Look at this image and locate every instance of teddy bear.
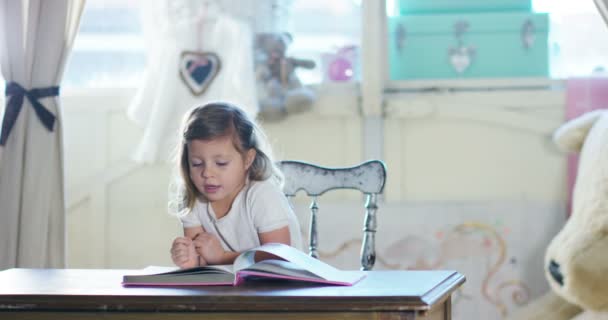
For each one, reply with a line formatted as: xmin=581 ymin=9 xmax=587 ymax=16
xmin=507 ymin=110 xmax=608 ymax=320
xmin=254 ymin=32 xmax=316 ymax=121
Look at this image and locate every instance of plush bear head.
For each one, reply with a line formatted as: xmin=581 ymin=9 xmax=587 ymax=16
xmin=547 ymin=109 xmax=608 ymax=312
xmin=255 ymin=32 xmax=291 ymax=84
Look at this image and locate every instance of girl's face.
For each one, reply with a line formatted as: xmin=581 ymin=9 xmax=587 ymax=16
xmin=187 ymin=135 xmax=255 ymax=211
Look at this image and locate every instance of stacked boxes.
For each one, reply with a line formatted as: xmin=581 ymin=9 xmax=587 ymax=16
xmin=388 ymin=0 xmax=549 ymax=80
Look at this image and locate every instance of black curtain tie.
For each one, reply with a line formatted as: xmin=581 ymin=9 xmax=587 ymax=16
xmin=1 ymin=81 xmax=60 ymax=146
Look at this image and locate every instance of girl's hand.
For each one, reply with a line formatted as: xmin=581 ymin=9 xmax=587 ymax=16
xmin=200 ymin=255 xmax=209 ymax=266
xmin=193 ymin=232 xmax=226 ymax=265
xmin=170 ymin=237 xmax=198 ymax=269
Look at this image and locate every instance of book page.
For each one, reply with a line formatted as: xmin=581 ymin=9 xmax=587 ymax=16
xmin=160 ymin=265 xmax=234 ymax=275
xmin=123 ymin=272 xmax=235 ymax=285
xmin=140 ymin=266 xmax=179 ymax=274
xmin=242 ymin=259 xmax=322 ymax=279
xmin=122 ymin=265 xmax=235 ymax=286
xmin=234 ymin=243 xmax=364 ymax=284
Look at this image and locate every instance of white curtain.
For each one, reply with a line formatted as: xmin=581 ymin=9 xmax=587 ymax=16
xmin=0 ymin=0 xmax=85 ymax=269
xmin=128 ymin=0 xmax=258 ymax=164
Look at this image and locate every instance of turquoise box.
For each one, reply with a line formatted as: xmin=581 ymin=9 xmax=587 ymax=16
xmin=397 ymin=0 xmax=532 ymax=14
xmin=388 ymin=12 xmax=549 ymax=80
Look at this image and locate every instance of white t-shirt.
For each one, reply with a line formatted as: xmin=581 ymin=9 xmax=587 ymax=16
xmin=179 ymin=178 xmax=302 ymax=252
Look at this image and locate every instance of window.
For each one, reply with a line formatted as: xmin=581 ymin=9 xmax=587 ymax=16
xmin=63 ymin=0 xmax=144 ymax=88
xmin=534 ymin=0 xmax=608 ymax=78
xmin=61 ymin=0 xmax=361 ymax=88
xmin=289 ymin=0 xmax=362 ymax=84
xmin=61 ymin=0 xmax=608 ymax=87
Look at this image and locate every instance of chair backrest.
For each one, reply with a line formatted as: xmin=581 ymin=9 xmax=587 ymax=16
xmin=277 ymin=160 xmax=387 ymax=270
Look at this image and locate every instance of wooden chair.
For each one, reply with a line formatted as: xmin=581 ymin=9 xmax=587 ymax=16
xmin=277 ymin=160 xmax=387 ymax=270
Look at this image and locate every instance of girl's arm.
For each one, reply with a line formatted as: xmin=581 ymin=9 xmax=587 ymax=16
xmin=254 ymin=226 xmax=291 ymax=262
xmin=259 ymin=226 xmax=291 ymax=245
xmin=249 ymin=181 xmax=299 ymax=262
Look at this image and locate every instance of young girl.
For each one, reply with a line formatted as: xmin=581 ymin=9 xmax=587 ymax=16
xmin=169 ymin=102 xmax=302 ymax=268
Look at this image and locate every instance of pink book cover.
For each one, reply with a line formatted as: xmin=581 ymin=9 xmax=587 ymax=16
xmin=123 ymin=280 xmax=234 ymax=286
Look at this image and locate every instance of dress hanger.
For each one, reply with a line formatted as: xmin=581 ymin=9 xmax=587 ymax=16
xmin=199 ymin=0 xmax=222 ymax=25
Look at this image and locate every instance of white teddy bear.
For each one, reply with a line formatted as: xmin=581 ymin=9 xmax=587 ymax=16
xmin=508 ymin=110 xmax=608 ymax=320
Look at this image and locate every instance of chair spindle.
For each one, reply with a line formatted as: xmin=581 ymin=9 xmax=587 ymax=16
xmin=361 ymin=193 xmax=378 ymax=271
xmin=309 ymin=196 xmax=319 ymax=259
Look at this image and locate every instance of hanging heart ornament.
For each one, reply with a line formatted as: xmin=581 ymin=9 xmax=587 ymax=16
xmin=179 ymin=51 xmax=221 ymax=96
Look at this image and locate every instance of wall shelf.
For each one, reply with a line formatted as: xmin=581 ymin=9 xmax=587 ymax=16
xmin=385 ymin=78 xmax=565 ymax=93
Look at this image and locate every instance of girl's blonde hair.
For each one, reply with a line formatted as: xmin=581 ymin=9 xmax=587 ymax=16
xmin=171 ymin=102 xmax=283 ymax=214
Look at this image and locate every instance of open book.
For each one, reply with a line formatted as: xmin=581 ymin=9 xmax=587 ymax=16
xmin=122 ymin=243 xmax=366 ymax=287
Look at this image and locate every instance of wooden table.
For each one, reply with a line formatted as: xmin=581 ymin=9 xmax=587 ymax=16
xmin=0 ymin=268 xmax=464 ymax=319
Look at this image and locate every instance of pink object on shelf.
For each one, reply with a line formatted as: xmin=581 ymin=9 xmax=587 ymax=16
xmin=322 ymin=45 xmax=358 ymax=82
xmin=565 ymin=77 xmax=608 ymax=214
xmin=328 ymin=57 xmax=353 ymax=81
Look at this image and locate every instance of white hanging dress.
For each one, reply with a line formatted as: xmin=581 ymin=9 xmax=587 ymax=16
xmin=128 ymin=0 xmax=258 ymax=163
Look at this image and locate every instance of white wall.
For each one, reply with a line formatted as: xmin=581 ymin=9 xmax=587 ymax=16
xmin=62 ymin=83 xmax=568 ymax=319
xmin=384 ymin=89 xmax=566 ymax=202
